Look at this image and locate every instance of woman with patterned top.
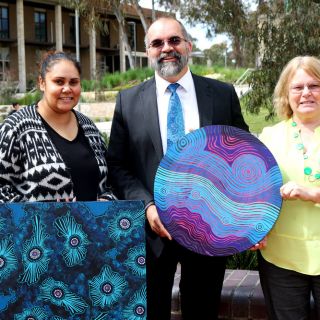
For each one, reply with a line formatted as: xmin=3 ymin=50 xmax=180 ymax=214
xmin=258 ymin=56 xmax=320 ymax=320
xmin=0 ymin=51 xmax=114 ymax=202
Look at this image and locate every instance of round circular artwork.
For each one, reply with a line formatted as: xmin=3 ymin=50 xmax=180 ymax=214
xmin=154 ymin=125 xmax=283 ymax=256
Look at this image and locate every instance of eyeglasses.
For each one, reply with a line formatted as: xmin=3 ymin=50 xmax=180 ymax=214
xmin=290 ymin=82 xmax=320 ymax=94
xmin=148 ymin=36 xmax=188 ymax=49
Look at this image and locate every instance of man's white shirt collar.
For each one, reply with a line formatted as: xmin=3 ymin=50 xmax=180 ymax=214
xmin=155 ymin=68 xmax=193 ymax=94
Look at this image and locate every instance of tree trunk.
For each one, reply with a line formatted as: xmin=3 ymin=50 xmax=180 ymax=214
xmin=232 ymin=35 xmax=243 ymax=67
xmin=112 ymin=3 xmax=135 ymax=69
xmin=131 ymin=0 xmax=149 ymax=33
xmin=16 ymin=0 xmax=26 ymax=92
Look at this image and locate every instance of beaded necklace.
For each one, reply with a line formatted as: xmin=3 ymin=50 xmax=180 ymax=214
xmin=292 ymin=120 xmax=320 ymax=182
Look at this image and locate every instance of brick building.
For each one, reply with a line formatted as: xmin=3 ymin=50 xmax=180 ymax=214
xmin=0 ymin=0 xmax=153 ymax=92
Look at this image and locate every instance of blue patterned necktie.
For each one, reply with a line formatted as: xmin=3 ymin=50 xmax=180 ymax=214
xmin=167 ymin=83 xmax=185 ymax=149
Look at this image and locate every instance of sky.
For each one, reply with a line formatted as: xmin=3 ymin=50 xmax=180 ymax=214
xmin=138 ymin=0 xmax=229 ymax=51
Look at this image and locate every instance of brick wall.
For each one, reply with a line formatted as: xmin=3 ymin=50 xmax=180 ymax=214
xmin=171 ymin=266 xmax=316 ymax=320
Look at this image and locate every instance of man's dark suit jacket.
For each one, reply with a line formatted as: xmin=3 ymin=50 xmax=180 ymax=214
xmin=107 ymin=73 xmax=249 ymax=256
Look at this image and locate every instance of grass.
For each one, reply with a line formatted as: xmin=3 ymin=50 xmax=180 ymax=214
xmin=190 ymin=65 xmax=247 ymax=83
xmin=240 ymin=94 xmax=280 ymax=134
xmin=242 ymin=107 xmax=280 ymax=134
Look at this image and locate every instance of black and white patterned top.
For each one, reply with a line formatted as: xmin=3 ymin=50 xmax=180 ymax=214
xmin=0 ymin=104 xmax=113 ymax=202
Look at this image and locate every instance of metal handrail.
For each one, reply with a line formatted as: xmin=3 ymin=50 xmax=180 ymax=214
xmin=235 ymin=68 xmax=254 ymax=86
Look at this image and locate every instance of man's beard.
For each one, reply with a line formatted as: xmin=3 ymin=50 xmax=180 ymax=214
xmin=150 ymin=51 xmax=189 ymax=78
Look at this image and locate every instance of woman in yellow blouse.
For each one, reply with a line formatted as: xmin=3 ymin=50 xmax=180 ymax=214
xmin=258 ymin=56 xmax=320 ymax=320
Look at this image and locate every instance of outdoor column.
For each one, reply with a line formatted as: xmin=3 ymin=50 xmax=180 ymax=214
xmin=75 ymin=8 xmax=80 ymax=61
xmin=16 ymin=0 xmax=26 ymax=93
xmin=89 ymin=26 xmax=96 ymax=80
xmin=119 ymin=22 xmax=126 ymax=73
xmin=55 ymin=5 xmax=63 ymax=51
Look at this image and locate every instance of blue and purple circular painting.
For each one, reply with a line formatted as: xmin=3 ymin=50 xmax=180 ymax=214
xmin=154 ymin=125 xmax=282 ymax=256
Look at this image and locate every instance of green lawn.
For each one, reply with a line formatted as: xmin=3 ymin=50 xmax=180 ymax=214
xmin=241 ymin=107 xmax=280 ymax=134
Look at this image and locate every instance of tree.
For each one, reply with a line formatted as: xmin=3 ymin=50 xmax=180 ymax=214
xmin=60 ymin=0 xmax=137 ymax=71
xmin=111 ymin=0 xmax=135 ymax=70
xmin=204 ymin=43 xmax=227 ymax=67
xmin=246 ymin=0 xmax=320 ymax=116
xmin=178 ymin=0 xmax=254 ymax=67
xmin=156 ymin=0 xmax=258 ymax=67
xmin=130 ymin=0 xmax=150 ymax=33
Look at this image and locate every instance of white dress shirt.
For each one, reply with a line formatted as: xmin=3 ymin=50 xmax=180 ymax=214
xmin=155 ymin=69 xmax=200 ymax=154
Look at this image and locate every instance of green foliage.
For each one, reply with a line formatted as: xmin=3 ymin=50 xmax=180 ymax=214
xmin=226 ymin=251 xmax=258 ymax=270
xmin=81 ymin=79 xmax=102 ymax=92
xmin=179 ymin=0 xmax=257 ymax=67
xmin=0 ymin=83 xmax=17 ymax=104
xmin=100 ymin=131 xmax=109 ymax=146
xmin=204 ymin=43 xmax=227 ymax=67
xmin=247 ymin=0 xmax=320 ymax=116
xmin=0 ymin=85 xmax=41 ymax=106
xmin=190 ymin=65 xmax=246 ymax=83
xmin=82 ymin=66 xmax=245 ymax=92
xmin=17 ymin=90 xmax=42 ymax=105
xmin=216 ymin=66 xmax=246 ymax=83
xmin=82 ymin=68 xmax=154 ymax=91
xmin=101 ymin=72 xmax=123 ymax=89
xmin=241 ymin=96 xmax=280 ymax=134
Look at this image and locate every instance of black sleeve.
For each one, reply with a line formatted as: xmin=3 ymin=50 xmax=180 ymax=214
xmin=107 ymin=92 xmax=153 ymax=205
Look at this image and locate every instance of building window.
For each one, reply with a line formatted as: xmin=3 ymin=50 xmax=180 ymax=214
xmin=0 ymin=47 xmax=10 ymax=81
xmin=69 ymin=15 xmax=80 ymax=45
xmin=127 ymin=21 xmax=136 ymax=52
xmin=34 ymin=11 xmax=47 ymax=42
xmin=100 ymin=20 xmax=110 ymax=48
xmin=70 ymin=15 xmax=75 ymax=44
xmin=0 ymin=6 xmax=9 ymax=39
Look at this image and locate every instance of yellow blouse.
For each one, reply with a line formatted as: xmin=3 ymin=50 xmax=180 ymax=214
xmin=259 ymin=119 xmax=320 ymax=275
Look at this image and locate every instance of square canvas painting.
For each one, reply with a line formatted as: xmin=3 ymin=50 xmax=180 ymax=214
xmin=0 ymin=200 xmax=146 ymax=319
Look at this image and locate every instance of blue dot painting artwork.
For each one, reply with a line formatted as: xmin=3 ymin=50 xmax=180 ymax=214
xmin=0 ymin=201 xmax=146 ymax=319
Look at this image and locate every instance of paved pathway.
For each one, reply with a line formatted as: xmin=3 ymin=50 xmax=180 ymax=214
xmin=95 ymin=121 xmax=112 ymax=135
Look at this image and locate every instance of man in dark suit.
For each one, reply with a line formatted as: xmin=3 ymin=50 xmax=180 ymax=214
xmin=107 ymin=16 xmax=249 ymax=320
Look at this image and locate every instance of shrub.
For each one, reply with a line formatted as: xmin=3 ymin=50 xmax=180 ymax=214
xmin=17 ymin=90 xmax=42 ymax=105
xmin=81 ymin=79 xmax=99 ymax=92
xmin=0 ymin=83 xmax=17 ymax=104
xmin=100 ymin=131 xmax=109 ymax=146
xmin=226 ymin=251 xmax=258 ymax=270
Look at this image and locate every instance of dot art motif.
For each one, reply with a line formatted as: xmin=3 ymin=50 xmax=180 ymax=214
xmin=0 ymin=201 xmax=146 ymax=319
xmin=155 ymin=125 xmax=283 ymax=256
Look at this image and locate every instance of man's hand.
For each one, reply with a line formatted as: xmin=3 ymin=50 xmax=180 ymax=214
xmin=146 ymin=204 xmax=172 ymax=240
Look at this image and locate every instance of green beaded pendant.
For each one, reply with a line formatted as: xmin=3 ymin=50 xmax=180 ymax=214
xmin=315 ymin=173 xmax=320 ymax=180
xmin=296 ymin=143 xmax=304 ymax=150
xmin=304 ymin=167 xmax=312 ymax=175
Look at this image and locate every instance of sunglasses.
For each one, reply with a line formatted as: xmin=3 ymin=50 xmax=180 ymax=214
xmin=148 ymin=36 xmax=188 ymax=49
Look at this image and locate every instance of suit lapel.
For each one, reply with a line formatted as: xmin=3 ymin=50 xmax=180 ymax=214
xmin=192 ymin=74 xmax=214 ymax=127
xmin=140 ymin=78 xmax=164 ymax=161
xmin=139 ymin=74 xmax=214 ymax=162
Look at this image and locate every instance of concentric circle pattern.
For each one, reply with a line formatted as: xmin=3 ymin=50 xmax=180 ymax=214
xmin=154 ymin=125 xmax=283 ymax=256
